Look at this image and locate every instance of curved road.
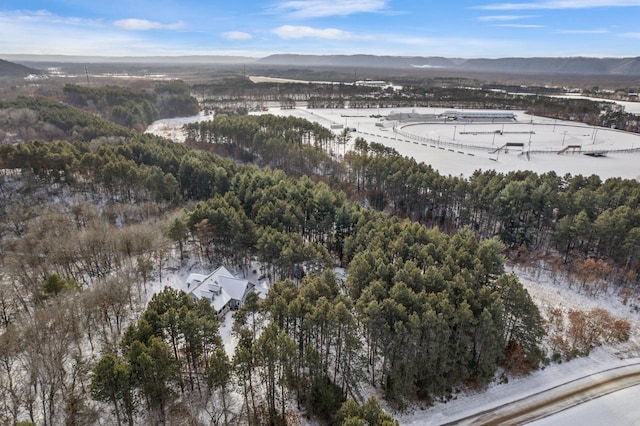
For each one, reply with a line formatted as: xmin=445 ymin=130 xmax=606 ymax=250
xmin=442 ymin=362 xmax=640 ymax=425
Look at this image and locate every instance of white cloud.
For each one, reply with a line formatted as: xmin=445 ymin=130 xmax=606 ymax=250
xmin=556 ymin=29 xmax=610 ymax=34
xmin=1 ymin=9 xmax=103 ymax=27
xmin=273 ymin=0 xmax=388 ymax=18
xmin=272 ymin=25 xmax=355 ymax=39
xmin=478 ymin=15 xmax=538 ymax=21
xmin=113 ymin=18 xmax=184 ymax=31
xmin=221 ymin=31 xmax=252 ymax=40
xmin=478 ymin=1 xmax=640 ymax=10
xmin=496 ymin=24 xmax=544 ymax=28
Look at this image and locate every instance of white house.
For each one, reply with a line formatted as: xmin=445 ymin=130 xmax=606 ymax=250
xmin=186 ymin=266 xmax=254 ymax=318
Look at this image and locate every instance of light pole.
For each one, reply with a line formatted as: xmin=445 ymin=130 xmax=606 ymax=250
xmin=453 ymin=125 xmax=457 ymax=141
xmin=562 ymin=131 xmax=567 ymax=146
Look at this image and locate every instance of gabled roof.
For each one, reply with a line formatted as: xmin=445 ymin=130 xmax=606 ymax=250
xmin=186 ymin=266 xmax=253 ymax=312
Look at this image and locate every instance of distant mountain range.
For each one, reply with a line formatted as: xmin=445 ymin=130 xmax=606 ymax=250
xmin=1 ymin=54 xmax=254 ymax=65
xmin=256 ymin=54 xmax=640 ymax=76
xmin=0 ymin=58 xmax=42 ymax=77
xmin=4 ymin=53 xmax=640 ymax=76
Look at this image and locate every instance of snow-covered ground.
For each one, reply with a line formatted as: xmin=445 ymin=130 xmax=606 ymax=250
xmin=529 ymin=384 xmax=640 ymax=426
xmin=255 ymin=106 xmax=640 ymax=180
xmin=145 ymin=106 xmax=640 ymax=180
xmin=551 ymin=94 xmax=640 ymax=115
xmin=145 ymin=110 xmax=213 ymax=142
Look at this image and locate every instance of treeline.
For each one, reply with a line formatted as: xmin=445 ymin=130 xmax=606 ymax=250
xmin=63 ymin=82 xmax=199 ymax=131
xmin=194 ymin=77 xmax=634 ymax=131
xmin=0 ymin=136 xmax=182 ymax=204
xmin=344 ymin=140 xmax=640 ymax=281
xmin=184 ymin=114 xmax=337 ymax=175
xmin=192 ymin=77 xmax=372 ymax=103
xmin=0 ymin=96 xmax=134 ymax=142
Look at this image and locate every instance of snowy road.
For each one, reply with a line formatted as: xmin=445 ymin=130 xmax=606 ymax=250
xmin=443 ymin=362 xmax=640 ymax=425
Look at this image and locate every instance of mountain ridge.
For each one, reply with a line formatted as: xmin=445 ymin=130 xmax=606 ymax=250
xmin=257 ymin=54 xmax=640 ymax=76
xmin=5 ymin=53 xmax=640 ymax=76
xmin=0 ymin=58 xmax=43 ymax=77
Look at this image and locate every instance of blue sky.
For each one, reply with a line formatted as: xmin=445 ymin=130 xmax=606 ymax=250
xmin=1 ymin=1 xmax=639 ymax=58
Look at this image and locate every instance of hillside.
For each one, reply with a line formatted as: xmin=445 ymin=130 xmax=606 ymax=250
xmin=257 ymin=54 xmax=640 ymax=76
xmin=0 ymin=58 xmax=42 ymax=77
xmin=256 ymin=54 xmax=459 ymax=69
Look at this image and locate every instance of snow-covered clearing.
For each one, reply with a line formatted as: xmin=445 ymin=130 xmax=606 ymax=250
xmin=146 ymin=106 xmax=640 ymax=180
xmin=145 ymin=110 xmax=212 ymax=142
xmin=147 ymin=260 xmax=269 ymax=357
xmin=551 ymin=94 xmax=640 ymax=115
xmin=249 ymin=106 xmax=640 ymax=180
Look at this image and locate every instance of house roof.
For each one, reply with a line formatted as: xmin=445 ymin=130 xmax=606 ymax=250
xmin=186 ymin=266 xmax=253 ymax=312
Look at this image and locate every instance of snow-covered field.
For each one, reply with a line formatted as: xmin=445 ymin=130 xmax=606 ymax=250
xmin=259 ymin=106 xmax=640 ymax=181
xmin=551 ymin=94 xmax=640 ymax=115
xmin=146 ymin=106 xmax=640 ymax=180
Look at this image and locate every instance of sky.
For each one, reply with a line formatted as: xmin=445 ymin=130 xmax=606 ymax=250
xmin=1 ymin=1 xmax=640 ymax=58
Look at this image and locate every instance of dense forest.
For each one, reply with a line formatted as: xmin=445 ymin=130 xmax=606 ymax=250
xmin=0 ymin=88 xmax=637 ymax=425
xmin=63 ymin=81 xmax=200 ymax=131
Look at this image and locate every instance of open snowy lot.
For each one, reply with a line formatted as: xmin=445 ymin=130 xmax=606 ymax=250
xmin=145 ymin=110 xmax=212 ymax=142
xmin=256 ymin=106 xmax=640 ymax=181
xmin=146 ymin=105 xmax=640 ymax=181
